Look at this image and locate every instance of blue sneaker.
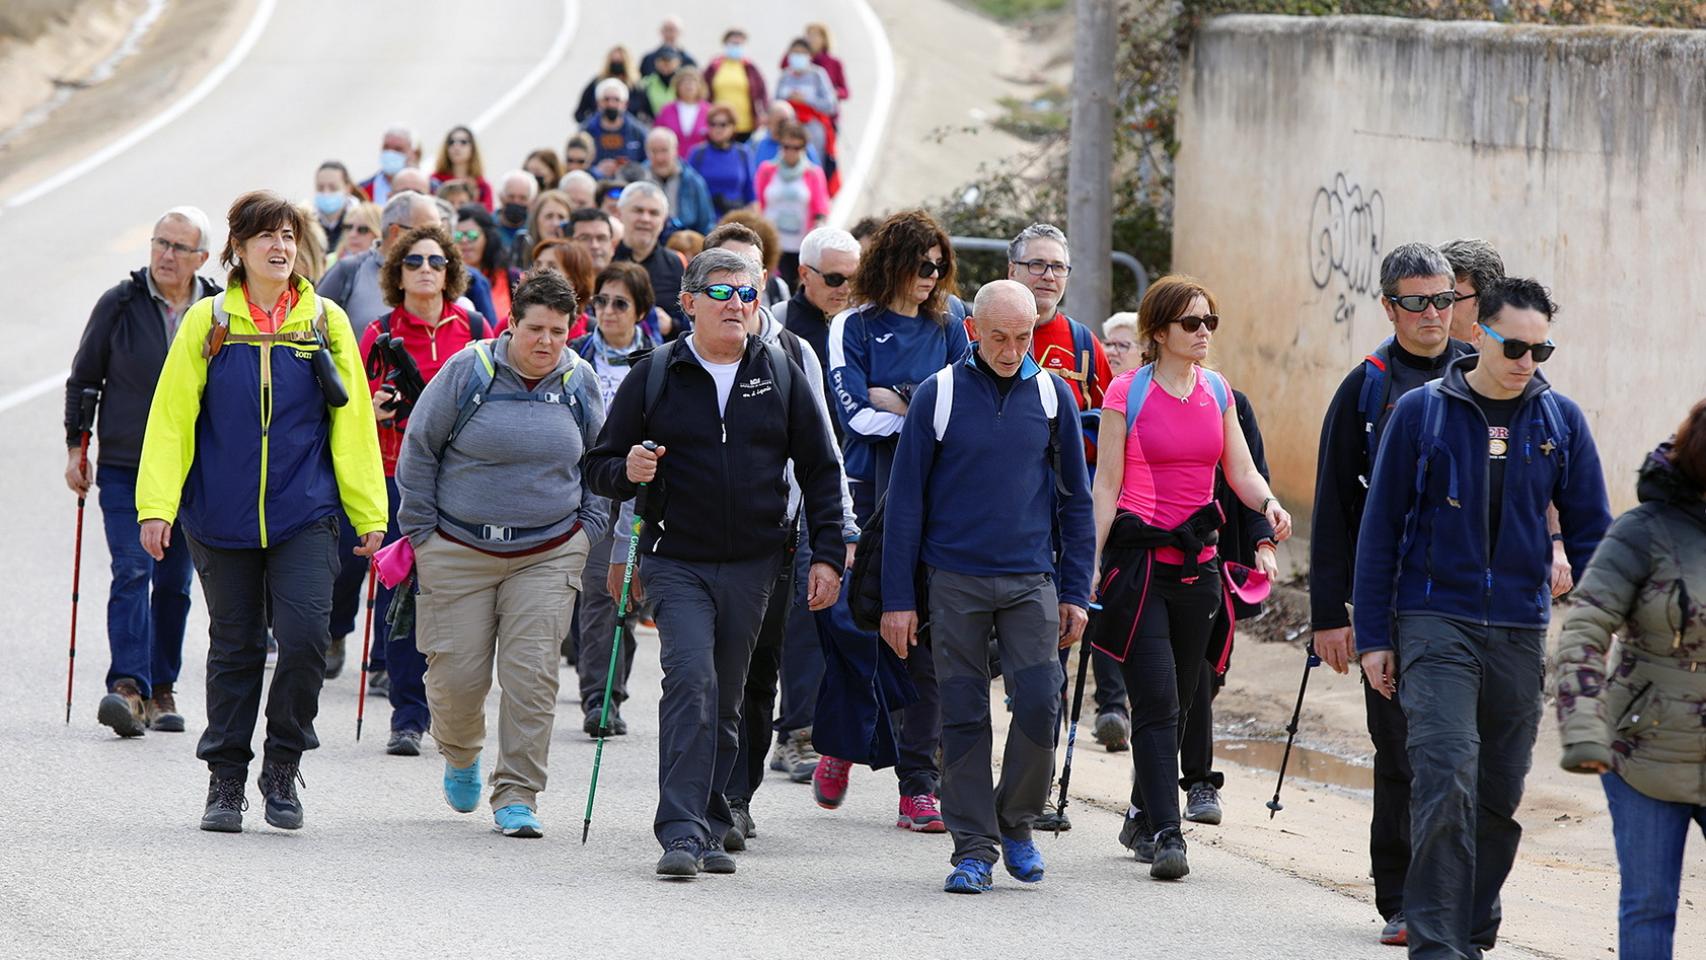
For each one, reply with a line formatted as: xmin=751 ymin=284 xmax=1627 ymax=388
xmin=943 ymin=858 xmax=994 ymax=894
xmin=493 ymin=804 xmax=543 ymax=838
xmin=1000 ymin=836 xmax=1045 ymax=883
xmin=442 ymin=758 xmax=481 ymax=813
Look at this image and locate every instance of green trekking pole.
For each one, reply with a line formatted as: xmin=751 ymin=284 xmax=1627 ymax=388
xmin=582 ymin=441 xmax=656 ymax=844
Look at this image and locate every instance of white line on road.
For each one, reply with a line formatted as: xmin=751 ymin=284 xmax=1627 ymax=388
xmin=0 ymin=371 xmax=68 ymax=416
xmin=470 ymin=0 xmax=581 ymax=134
xmin=830 ymin=0 xmax=898 ymax=228
xmin=2 ymin=0 xmax=280 ymax=210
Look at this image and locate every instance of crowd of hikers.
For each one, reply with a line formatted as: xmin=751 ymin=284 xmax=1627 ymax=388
xmin=56 ymin=15 xmax=1704 ymax=960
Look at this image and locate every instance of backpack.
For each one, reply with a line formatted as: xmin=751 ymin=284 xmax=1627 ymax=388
xmin=1412 ymin=380 xmax=1573 ymax=505
xmin=1118 ymin=363 xmax=1232 ymax=437
xmin=930 ymin=360 xmax=1069 ymax=497
xmin=439 ymin=339 xmax=591 ymax=458
xmin=375 ymin=307 xmax=489 ymax=342
xmin=204 ymin=292 xmax=347 ymax=406
xmin=1356 ymin=337 xmax=1398 ymax=487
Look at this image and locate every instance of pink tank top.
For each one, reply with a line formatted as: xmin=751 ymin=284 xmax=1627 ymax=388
xmin=1102 ymin=366 xmax=1227 ymax=565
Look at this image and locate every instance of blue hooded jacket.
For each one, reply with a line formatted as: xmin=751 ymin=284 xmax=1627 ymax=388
xmin=1352 ymin=357 xmax=1612 ymax=653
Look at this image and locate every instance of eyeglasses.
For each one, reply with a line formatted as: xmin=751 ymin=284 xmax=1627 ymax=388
xmin=1171 ymin=314 xmax=1220 ymax=333
xmin=709 ymin=120 xmax=734 ymax=128
xmin=804 ymin=265 xmax=848 ymax=287
xmin=698 ymin=283 xmax=759 ymax=303
xmin=1012 ymin=259 xmax=1072 ymax=278
xmin=918 ymin=258 xmax=947 ymax=279
xmin=351 ymin=225 xmax=374 ymax=235
xmin=592 ymin=294 xmax=633 ymax=313
xmin=448 ymin=137 xmax=472 ymax=146
xmin=401 ymin=254 xmax=448 ymax=271
xmin=1478 ymin=323 xmax=1555 ymax=362
xmin=1105 ymin=340 xmax=1136 ymax=353
xmin=452 ymin=229 xmax=481 ymax=243
xmin=152 ymin=236 xmax=200 ymax=256
xmin=1386 ymin=292 xmax=1457 ymax=313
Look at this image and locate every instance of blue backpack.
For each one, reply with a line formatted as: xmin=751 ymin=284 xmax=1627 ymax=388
xmin=1118 ymin=363 xmax=1232 ymax=436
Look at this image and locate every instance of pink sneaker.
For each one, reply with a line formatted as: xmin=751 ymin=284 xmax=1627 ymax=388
xmin=898 ymin=793 xmax=947 ymax=833
xmin=813 ymin=755 xmax=852 ymax=810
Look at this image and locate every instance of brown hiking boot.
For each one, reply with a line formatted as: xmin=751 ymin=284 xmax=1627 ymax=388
xmin=146 ymin=684 xmax=186 ymax=733
xmin=97 ymin=679 xmax=147 ymax=738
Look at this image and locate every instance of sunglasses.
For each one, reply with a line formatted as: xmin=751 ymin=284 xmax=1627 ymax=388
xmin=592 ymin=294 xmax=633 ymax=313
xmin=352 ymin=224 xmax=374 ymax=235
xmin=1171 ymin=313 xmax=1220 ymax=333
xmin=152 ymin=236 xmax=199 ymax=255
xmin=780 ymin=142 xmax=806 ymax=152
xmin=1479 ymin=323 xmax=1555 ymax=362
xmin=401 ymin=254 xmax=448 ymax=271
xmin=805 ymin=265 xmax=848 ymax=287
xmin=448 ymin=137 xmax=472 ymax=146
xmin=1387 ymin=292 xmax=1457 ymax=313
xmin=452 ymin=229 xmax=481 ymax=243
xmin=918 ymin=258 xmax=947 ymax=279
xmin=698 ymin=283 xmax=759 ymax=303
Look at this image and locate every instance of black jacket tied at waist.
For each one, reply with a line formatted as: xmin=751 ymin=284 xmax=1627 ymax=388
xmin=1089 ymin=505 xmax=1224 ymax=662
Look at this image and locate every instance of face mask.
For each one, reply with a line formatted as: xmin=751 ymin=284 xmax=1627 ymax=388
xmin=724 ymin=43 xmax=744 ymax=60
xmin=379 ymin=149 xmax=406 ymax=176
xmin=608 ymin=60 xmax=625 ymax=75
xmin=313 ymin=192 xmax=346 ymax=217
xmin=601 ymin=107 xmax=622 ymax=123
xmin=501 ymin=202 xmax=528 ymax=226
xmin=787 ymin=52 xmax=811 ymax=70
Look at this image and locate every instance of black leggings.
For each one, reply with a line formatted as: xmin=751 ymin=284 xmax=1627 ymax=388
xmin=1115 ymin=561 xmax=1222 ymax=832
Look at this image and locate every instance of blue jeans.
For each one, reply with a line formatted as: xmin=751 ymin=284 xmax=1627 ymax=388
xmin=1602 ymin=770 xmax=1706 ymax=960
xmin=96 ymin=464 xmax=192 ymax=698
xmin=371 ymin=477 xmax=428 ymax=733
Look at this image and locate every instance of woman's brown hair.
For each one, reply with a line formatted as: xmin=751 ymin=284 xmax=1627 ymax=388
xmin=530 ymin=238 xmax=597 ymax=305
xmin=1668 ymin=399 xmax=1706 ymax=490
xmin=711 ymin=213 xmax=779 ymax=273
xmin=433 ymin=125 xmax=485 ymax=181
xmin=379 ymin=225 xmax=469 ymax=308
xmin=594 ymin=261 xmax=656 ymax=324
xmin=1137 ymin=274 xmax=1218 ymax=367
xmin=852 ymin=209 xmax=957 ymax=322
xmin=222 ymin=190 xmax=308 ymax=290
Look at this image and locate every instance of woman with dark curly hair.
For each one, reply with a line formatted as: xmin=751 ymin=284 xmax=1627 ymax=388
xmin=817 ymin=209 xmax=969 ymax=831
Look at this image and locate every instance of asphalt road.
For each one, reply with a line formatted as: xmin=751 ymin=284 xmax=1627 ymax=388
xmin=0 ymin=4 xmax=1546 ymax=958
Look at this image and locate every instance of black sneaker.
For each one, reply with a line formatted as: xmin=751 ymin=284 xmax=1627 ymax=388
xmin=257 ymin=760 xmax=305 ymax=830
xmin=324 ymin=634 xmax=347 ymax=680
xmin=1034 ymin=805 xmax=1072 ymax=833
xmin=702 ymin=836 xmax=737 ymax=875
xmin=1151 ymin=826 xmax=1190 ymax=880
xmin=1093 ymin=711 xmax=1131 ymax=752
xmin=1184 ymin=782 xmax=1223 ymax=825
xmin=656 ymin=837 xmax=702 ymax=878
xmin=729 ymin=797 xmax=757 ymax=839
xmin=386 ymin=730 xmax=423 ymax=757
xmin=583 ymin=710 xmax=623 ymax=739
xmin=1119 ymin=808 xmax=1155 ymax=863
xmin=200 ymin=775 xmax=247 ymax=833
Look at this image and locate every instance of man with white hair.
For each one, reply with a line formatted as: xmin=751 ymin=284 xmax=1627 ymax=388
xmin=590 ymin=78 xmax=649 ymax=179
xmin=66 ymin=206 xmax=223 ymax=738
xmin=780 ymin=226 xmax=860 ymax=426
xmin=360 ymin=123 xmax=419 ymax=204
xmin=614 ymin=181 xmax=689 ymax=336
xmin=560 ymin=169 xmax=598 ymax=211
xmin=390 ymin=167 xmax=432 ymax=198
xmin=645 ymin=127 xmax=714 ymax=235
xmin=880 ymin=278 xmax=1094 ymax=893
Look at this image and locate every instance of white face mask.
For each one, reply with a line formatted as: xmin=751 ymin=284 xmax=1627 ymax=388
xmin=787 ymin=52 xmax=811 ymax=71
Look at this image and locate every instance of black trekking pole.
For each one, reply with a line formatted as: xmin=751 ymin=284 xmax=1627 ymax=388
xmin=583 ymin=441 xmax=656 ymax=844
xmin=66 ymin=388 xmax=99 ymax=723
xmin=1266 ymin=640 xmax=1322 ymax=818
xmin=1047 ymin=602 xmax=1100 ymax=835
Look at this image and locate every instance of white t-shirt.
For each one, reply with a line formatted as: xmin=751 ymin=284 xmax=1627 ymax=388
xmin=686 ymin=334 xmax=741 ymax=414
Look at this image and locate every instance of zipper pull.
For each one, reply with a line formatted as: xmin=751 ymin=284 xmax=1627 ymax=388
xmin=721 ymin=422 xmax=727 ymax=444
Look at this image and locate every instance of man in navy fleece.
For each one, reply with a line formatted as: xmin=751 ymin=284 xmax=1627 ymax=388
xmin=880 ymin=280 xmax=1094 ymax=894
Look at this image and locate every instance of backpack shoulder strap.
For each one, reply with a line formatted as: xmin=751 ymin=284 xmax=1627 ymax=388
xmin=931 ymin=365 xmax=956 ymax=442
xmin=439 ymin=341 xmax=498 ymax=458
xmin=1357 ymin=337 xmax=1396 ymax=465
xmin=1122 ymin=364 xmax=1156 ymax=439
xmin=763 ymin=338 xmax=793 ymax=424
xmin=642 ymin=338 xmax=677 ymax=437
xmin=777 ymin=327 xmax=805 ymax=371
xmin=1201 ymin=367 xmax=1231 ymax=414
xmin=1537 ymin=390 xmax=1572 ymax=486
xmin=1038 ymin=370 xmax=1069 ymax=495
xmin=1068 ymin=319 xmax=1097 ymax=402
xmin=1036 ymin=367 xmax=1059 ymax=419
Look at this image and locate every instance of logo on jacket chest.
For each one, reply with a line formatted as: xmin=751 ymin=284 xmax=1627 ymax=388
xmin=739 ymin=377 xmax=775 ymax=399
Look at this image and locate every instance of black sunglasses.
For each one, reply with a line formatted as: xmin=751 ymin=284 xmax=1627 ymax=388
xmin=1479 ymin=323 xmax=1555 ymax=362
xmin=592 ymin=294 xmax=633 ymax=313
xmin=448 ymin=137 xmax=472 ymax=146
xmin=806 ymin=265 xmax=848 ymax=287
xmin=918 ymin=258 xmax=947 ymax=279
xmin=1171 ymin=313 xmax=1220 ymax=333
xmin=401 ymin=254 xmax=448 ymax=271
xmin=1387 ymin=292 xmax=1457 ymax=313
xmin=699 ymin=283 xmax=759 ymax=303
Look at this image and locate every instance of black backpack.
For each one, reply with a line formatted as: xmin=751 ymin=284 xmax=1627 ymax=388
xmin=848 ymin=491 xmax=926 ymax=633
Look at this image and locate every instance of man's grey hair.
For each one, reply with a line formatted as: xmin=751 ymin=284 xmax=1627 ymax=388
xmin=432 ymin=197 xmax=456 ymax=229
xmin=381 ymin=190 xmax=433 ymax=235
xmin=618 ymin=179 xmax=669 ymax=215
xmin=646 ymin=126 xmax=678 ymax=150
xmin=1379 ymin=242 xmax=1453 ymax=298
xmin=800 ymin=227 xmax=860 ymax=268
xmin=972 ymin=278 xmax=1037 ymax=317
xmin=158 ymin=206 xmax=212 ymax=251
xmin=560 ymin=169 xmax=597 ymax=193
xmin=1103 ymin=311 xmax=1137 ymax=336
xmin=499 ymin=169 xmax=539 ymax=200
xmin=1439 ymin=238 xmax=1505 ymax=295
xmin=1007 ymin=223 xmax=1068 ymax=264
xmin=595 ymin=77 xmax=630 ymax=102
xmin=684 ymin=248 xmax=762 ymax=291
xmin=383 ymin=123 xmax=416 ymax=148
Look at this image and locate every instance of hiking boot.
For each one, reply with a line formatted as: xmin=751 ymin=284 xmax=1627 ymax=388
xmin=257 ymin=759 xmax=305 ymax=830
xmin=493 ymin=803 xmax=542 ymax=838
xmin=386 ymin=729 xmax=422 ymax=757
xmin=144 ymin=684 xmax=185 ymax=733
xmin=582 ymin=709 xmax=625 ymax=739
xmin=324 ymin=634 xmax=347 ymax=679
xmin=366 ymin=669 xmax=389 ymax=695
xmin=1380 ymin=912 xmax=1408 ymax=947
xmin=1034 ymin=805 xmax=1071 ymax=833
xmin=96 ymin=680 xmax=147 ymax=738
xmin=1184 ymin=782 xmax=1223 ymax=825
xmin=1120 ymin=807 xmax=1155 ymax=863
xmin=944 ymin=858 xmax=994 ymax=894
xmin=657 ymin=837 xmax=702 ymax=878
xmin=1000 ymin=836 xmax=1045 ymax=883
xmin=1150 ymin=826 xmax=1190 ymax=880
xmin=442 ymin=757 xmax=482 ymax=813
xmin=897 ymin=793 xmax=947 ymax=833
xmin=769 ymin=740 xmax=790 ymax=773
xmin=813 ymin=755 xmax=852 ymax=809
xmin=729 ymin=797 xmax=757 ymax=839
xmin=779 ymin=727 xmax=820 ymax=782
xmin=701 ymin=837 xmax=736 ymax=874
xmin=1093 ymin=711 xmax=1131 ymax=752
xmin=200 ymin=775 xmax=247 ymax=833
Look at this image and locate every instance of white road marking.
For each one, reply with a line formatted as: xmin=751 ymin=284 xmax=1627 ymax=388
xmin=830 ymin=0 xmax=898 ymax=228
xmin=0 ymin=372 xmax=68 ymax=415
xmin=469 ymin=0 xmax=581 ymax=134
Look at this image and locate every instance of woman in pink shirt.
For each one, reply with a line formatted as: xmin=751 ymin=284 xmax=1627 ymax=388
xmin=1090 ymin=275 xmax=1292 ymax=882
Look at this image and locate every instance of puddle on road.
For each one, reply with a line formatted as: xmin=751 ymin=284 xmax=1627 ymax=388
xmin=1216 ymin=738 xmax=1374 ymax=791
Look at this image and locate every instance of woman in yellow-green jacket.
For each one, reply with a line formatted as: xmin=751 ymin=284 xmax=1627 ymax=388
xmin=137 ymin=190 xmax=386 ymax=835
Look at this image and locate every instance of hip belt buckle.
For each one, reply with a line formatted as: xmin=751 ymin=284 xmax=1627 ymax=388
xmin=480 ymin=524 xmax=513 ymax=543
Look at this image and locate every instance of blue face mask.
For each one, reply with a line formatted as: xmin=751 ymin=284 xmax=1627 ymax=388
xmin=313 ymin=192 xmax=346 ymax=217
xmin=787 ymin=52 xmax=811 ymax=71
xmin=379 ymin=149 xmax=407 ymax=176
xmin=724 ymin=43 xmax=745 ymax=61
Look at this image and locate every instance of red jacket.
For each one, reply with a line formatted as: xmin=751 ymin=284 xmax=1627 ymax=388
xmin=358 ymin=302 xmax=480 ymax=475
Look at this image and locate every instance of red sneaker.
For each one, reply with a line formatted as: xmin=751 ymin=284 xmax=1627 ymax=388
xmin=813 ymin=755 xmax=852 ymax=810
xmin=898 ymin=793 xmax=947 ymax=833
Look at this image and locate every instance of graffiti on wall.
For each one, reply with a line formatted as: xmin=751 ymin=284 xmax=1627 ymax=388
xmin=1307 ymin=173 xmax=1385 ymax=324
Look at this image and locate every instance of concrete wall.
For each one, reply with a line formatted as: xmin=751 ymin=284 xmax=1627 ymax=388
xmin=1174 ymin=15 xmax=1706 ymax=518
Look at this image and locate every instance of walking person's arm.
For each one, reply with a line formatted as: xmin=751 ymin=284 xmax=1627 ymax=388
xmin=783 ymin=349 xmax=846 ymax=611
xmin=135 ymin=299 xmax=215 ymax=561
xmin=1310 ymin=374 xmax=1367 ymax=673
xmin=878 ymin=379 xmax=937 ymax=657
xmin=571 ymin=368 xmax=612 ymax=544
xmin=828 ymin=310 xmax=902 ymax=438
xmin=1051 ymin=377 xmax=1094 ymax=647
xmin=1550 ymin=399 xmax=1614 ymax=583
xmin=1233 ymin=392 xmax=1280 ymax=580
xmin=1350 ymin=396 xmax=1424 ymax=698
xmin=1549 ymin=513 xmax=1649 ymax=776
xmin=393 ymin=349 xmax=466 ymax=547
xmin=64 ymin=287 xmax=123 ymax=495
xmin=1090 ymin=410 xmax=1127 ymax=591
xmin=322 ymin=302 xmax=386 ymax=554
xmin=1218 ymin=397 xmax=1293 ymax=544
xmin=797 ymin=338 xmax=860 ymax=560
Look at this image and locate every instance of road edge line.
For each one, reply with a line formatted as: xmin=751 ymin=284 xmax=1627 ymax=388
xmin=470 ymin=0 xmax=581 ymax=134
xmin=830 ymin=0 xmax=898 ymax=228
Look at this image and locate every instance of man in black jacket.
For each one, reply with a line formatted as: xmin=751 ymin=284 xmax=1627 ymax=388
xmin=65 ymin=207 xmax=221 ymax=739
xmin=586 ymin=248 xmax=845 ymax=879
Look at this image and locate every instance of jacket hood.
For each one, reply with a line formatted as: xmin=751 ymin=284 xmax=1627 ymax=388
xmin=1636 ymin=442 xmax=1706 ymax=518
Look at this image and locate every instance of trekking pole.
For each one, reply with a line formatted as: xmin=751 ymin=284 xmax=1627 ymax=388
xmin=65 ymin=387 xmax=99 ymax=723
xmin=1048 ymin=602 xmax=1100 ymax=835
xmin=355 ymin=562 xmax=377 ymax=741
xmin=1266 ymin=640 xmax=1322 ymax=818
xmin=583 ymin=441 xmax=656 ymax=844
